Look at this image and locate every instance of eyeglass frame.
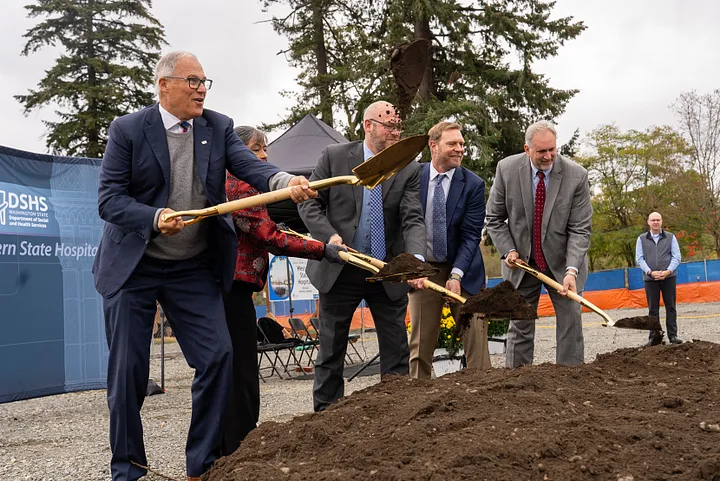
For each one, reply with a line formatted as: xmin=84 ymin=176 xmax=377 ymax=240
xmin=164 ymin=76 xmax=213 ymax=91
xmin=367 ymin=118 xmax=402 ymax=131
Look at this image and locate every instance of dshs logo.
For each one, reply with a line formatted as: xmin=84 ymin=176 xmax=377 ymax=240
xmin=0 ymin=189 xmax=49 ymax=226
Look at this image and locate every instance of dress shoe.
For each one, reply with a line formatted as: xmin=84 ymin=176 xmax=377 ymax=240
xmin=669 ymin=337 xmax=683 ymax=344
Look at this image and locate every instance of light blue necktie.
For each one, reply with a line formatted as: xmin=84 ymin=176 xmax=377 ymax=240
xmin=369 ymin=185 xmax=386 ymax=260
xmin=433 ymin=174 xmax=447 ymax=262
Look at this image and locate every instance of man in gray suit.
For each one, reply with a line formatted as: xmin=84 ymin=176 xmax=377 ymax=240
xmin=299 ymin=101 xmax=426 ymax=411
xmin=486 ymin=120 xmax=592 ymax=368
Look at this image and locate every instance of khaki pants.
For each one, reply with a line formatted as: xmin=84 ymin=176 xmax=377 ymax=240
xmin=408 ymin=263 xmax=491 ymax=379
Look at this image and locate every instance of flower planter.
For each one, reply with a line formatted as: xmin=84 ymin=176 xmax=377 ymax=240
xmin=432 ymin=348 xmax=464 ymax=377
xmin=488 ymin=335 xmax=507 ymax=355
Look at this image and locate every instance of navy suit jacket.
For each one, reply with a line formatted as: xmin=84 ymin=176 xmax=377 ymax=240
xmin=420 ymin=163 xmax=486 ymax=295
xmin=92 ymin=104 xmax=282 ymax=297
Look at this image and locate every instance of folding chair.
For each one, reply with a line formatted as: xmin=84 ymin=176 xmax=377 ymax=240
xmin=309 ymin=317 xmax=364 ymax=365
xmin=256 ymin=318 xmax=304 ymax=381
xmin=288 ymin=317 xmax=320 ymax=367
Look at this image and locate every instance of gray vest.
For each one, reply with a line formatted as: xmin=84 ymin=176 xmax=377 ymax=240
xmin=145 ymin=130 xmax=209 ymax=260
xmin=640 ymin=230 xmax=677 ymax=281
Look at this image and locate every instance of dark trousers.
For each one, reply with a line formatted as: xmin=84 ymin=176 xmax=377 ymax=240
xmin=313 ymin=264 xmax=409 ymax=412
xmin=221 ymin=281 xmax=261 ymax=456
xmin=644 ymin=276 xmax=678 ymax=340
xmin=103 ymin=253 xmax=232 ymax=480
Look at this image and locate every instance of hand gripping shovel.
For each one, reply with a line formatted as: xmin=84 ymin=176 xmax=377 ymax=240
xmin=279 ymin=227 xmax=454 ymax=301
xmin=337 ymin=251 xmax=466 ymax=302
xmin=162 ymin=134 xmax=429 ymax=226
xmin=280 ymin=229 xmax=534 ymax=321
xmin=339 ymin=251 xmax=536 ymax=332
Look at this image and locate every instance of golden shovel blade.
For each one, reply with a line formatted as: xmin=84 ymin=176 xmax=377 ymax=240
xmin=353 ymin=134 xmax=429 ymax=189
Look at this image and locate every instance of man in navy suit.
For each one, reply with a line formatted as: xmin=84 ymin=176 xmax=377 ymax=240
xmin=407 ymin=122 xmax=490 ymax=378
xmin=93 ymin=51 xmax=315 ymax=480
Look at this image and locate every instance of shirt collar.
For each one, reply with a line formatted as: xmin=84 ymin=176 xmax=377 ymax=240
xmin=158 ymin=103 xmax=194 ymax=131
xmin=430 ymin=162 xmax=455 ymax=183
xmin=363 ymin=141 xmax=375 ymax=161
xmin=530 ymin=161 xmax=552 ymax=179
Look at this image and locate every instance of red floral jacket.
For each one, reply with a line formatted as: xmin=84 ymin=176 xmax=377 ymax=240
xmin=226 ymin=173 xmax=325 ymax=291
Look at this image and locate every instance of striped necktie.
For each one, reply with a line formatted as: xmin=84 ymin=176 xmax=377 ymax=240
xmin=178 ymin=121 xmax=191 ymax=134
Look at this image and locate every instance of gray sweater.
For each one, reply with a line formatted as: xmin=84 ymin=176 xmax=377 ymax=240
xmin=145 ymin=131 xmax=209 ymax=260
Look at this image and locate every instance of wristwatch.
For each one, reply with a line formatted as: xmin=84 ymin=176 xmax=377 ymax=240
xmin=449 ymin=273 xmax=462 ymax=282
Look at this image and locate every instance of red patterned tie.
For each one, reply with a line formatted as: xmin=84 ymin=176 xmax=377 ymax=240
xmin=533 ymin=171 xmax=548 ymax=271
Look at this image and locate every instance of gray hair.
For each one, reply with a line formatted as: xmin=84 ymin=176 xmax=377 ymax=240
xmin=154 ymin=51 xmax=198 ymax=97
xmin=234 ymin=126 xmax=267 ymax=146
xmin=525 ymin=120 xmax=557 ymax=147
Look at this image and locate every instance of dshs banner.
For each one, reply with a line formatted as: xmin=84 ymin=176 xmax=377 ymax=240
xmin=0 ymin=145 xmax=106 ymax=403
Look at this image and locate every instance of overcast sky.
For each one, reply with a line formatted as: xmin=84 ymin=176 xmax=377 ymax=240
xmin=0 ymin=0 xmax=718 ymax=155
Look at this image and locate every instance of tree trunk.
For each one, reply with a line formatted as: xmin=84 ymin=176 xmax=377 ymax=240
xmin=414 ymin=11 xmax=433 ymax=102
xmin=312 ymin=0 xmax=333 ymax=127
xmin=86 ymin=0 xmax=100 ymax=158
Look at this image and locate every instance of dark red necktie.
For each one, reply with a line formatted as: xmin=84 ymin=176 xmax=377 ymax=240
xmin=533 ymin=171 xmax=548 ymax=271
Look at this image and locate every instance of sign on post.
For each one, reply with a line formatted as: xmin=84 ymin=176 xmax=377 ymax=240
xmin=267 ymin=255 xmax=319 ymax=302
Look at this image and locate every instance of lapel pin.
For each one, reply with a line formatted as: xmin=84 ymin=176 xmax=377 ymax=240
xmin=201 ymin=140 xmax=207 ymax=145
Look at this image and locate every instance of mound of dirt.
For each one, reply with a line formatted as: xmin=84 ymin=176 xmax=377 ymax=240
xmin=205 ymin=341 xmax=720 ymax=481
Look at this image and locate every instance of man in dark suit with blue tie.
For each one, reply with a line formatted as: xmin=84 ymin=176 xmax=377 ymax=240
xmin=408 ymin=122 xmax=490 ymax=378
xmin=298 ymin=101 xmax=426 ymax=412
xmin=93 ymin=51 xmax=315 ymax=480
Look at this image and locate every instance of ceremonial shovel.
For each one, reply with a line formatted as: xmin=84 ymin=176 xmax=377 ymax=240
xmin=278 ymin=227 xmax=457 ymax=300
xmin=508 ymin=259 xmax=662 ymax=331
xmin=161 ymin=134 xmax=429 ymax=226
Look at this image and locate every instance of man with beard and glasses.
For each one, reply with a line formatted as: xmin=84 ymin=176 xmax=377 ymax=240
xmin=299 ymin=101 xmax=426 ymax=411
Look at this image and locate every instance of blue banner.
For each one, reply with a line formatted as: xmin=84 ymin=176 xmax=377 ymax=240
xmin=0 ymin=145 xmax=106 ymax=403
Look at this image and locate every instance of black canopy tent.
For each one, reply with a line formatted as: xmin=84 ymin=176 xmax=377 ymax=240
xmin=266 ymin=113 xmax=348 ymax=232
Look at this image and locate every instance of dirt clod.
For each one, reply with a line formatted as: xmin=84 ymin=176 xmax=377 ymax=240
xmin=367 ymin=253 xmax=438 ymax=282
xmin=460 ymin=280 xmax=537 ymax=319
xmin=614 ymin=315 xmax=663 ymax=331
xmin=204 ymin=341 xmax=720 ymax=481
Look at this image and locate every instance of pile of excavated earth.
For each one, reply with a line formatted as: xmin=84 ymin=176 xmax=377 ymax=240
xmin=206 ymin=341 xmax=720 ymax=481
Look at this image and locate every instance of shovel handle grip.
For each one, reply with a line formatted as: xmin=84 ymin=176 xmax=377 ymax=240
xmin=162 ymin=175 xmax=359 ymax=225
xmin=339 ymin=252 xmax=464 ymax=303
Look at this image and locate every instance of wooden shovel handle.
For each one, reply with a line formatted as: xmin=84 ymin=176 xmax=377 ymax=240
xmin=509 ymin=260 xmax=614 ymax=325
xmin=423 ymin=279 xmax=466 ymax=304
xmin=341 ymin=251 xmax=466 ymax=303
xmin=162 ymin=175 xmax=359 ymax=226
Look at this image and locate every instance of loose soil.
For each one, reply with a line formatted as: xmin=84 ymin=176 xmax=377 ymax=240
xmin=390 ymin=39 xmax=430 ymax=122
xmin=368 ymin=253 xmax=439 ymax=282
xmin=614 ymin=316 xmax=663 ymax=332
xmin=460 ymin=280 xmax=537 ymax=320
xmin=205 ymin=341 xmax=720 ymax=481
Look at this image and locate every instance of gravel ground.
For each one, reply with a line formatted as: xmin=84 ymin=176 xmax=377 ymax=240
xmin=2 ymin=302 xmax=720 ymax=481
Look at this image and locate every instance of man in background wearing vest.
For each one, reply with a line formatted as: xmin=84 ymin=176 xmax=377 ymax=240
xmin=635 ymin=212 xmax=682 ymax=346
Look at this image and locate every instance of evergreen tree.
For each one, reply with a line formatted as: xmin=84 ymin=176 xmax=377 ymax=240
xmin=261 ymin=0 xmax=585 ymax=181
xmin=16 ymin=0 xmax=166 ymax=158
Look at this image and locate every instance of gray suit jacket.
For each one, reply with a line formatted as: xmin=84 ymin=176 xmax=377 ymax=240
xmin=486 ymin=153 xmax=592 ymax=291
xmin=298 ymin=140 xmax=426 ymax=301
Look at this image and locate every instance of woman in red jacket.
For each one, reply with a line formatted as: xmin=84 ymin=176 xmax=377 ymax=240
xmin=221 ymin=126 xmax=344 ymax=455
